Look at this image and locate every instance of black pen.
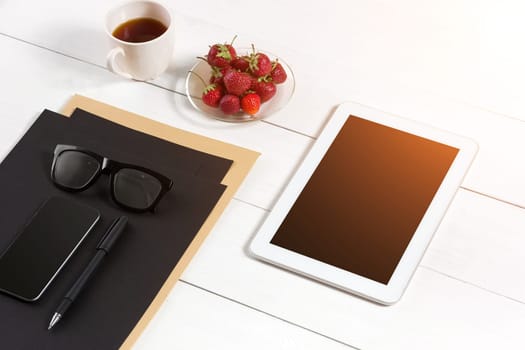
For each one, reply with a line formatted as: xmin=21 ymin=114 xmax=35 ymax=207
xmin=48 ymin=216 xmax=128 ymax=330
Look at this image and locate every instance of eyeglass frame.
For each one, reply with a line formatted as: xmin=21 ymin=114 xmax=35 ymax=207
xmin=50 ymin=144 xmax=173 ymax=213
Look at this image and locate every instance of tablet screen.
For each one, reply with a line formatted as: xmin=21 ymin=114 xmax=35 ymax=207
xmin=270 ymin=115 xmax=459 ymax=284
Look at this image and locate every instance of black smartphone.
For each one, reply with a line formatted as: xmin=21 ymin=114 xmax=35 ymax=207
xmin=0 ymin=196 xmax=100 ymax=301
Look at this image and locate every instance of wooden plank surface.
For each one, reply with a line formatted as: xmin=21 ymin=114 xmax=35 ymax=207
xmin=133 ymin=282 xmax=353 ymax=350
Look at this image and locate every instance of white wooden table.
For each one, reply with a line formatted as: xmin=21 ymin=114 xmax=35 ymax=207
xmin=1 ymin=1 xmax=524 ymax=349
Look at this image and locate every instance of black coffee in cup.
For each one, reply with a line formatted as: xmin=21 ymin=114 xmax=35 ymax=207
xmin=112 ymin=17 xmax=167 ymax=43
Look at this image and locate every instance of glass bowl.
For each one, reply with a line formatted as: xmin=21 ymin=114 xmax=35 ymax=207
xmin=185 ymin=49 xmax=295 ymax=122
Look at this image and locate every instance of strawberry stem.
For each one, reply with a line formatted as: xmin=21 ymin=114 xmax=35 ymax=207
xmin=230 ymin=35 xmax=238 ymax=46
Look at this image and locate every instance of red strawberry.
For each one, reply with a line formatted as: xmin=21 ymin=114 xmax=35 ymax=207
xmin=270 ymin=61 xmax=287 ymax=84
xmin=189 ymin=71 xmax=224 ymax=107
xmin=248 ymin=47 xmax=272 ymax=77
xmin=209 ymin=66 xmax=233 ymax=85
xmin=249 ymin=75 xmax=259 ymax=90
xmin=209 ymin=75 xmax=222 ymax=85
xmin=202 ymin=84 xmax=223 ymax=107
xmin=219 ymin=94 xmax=241 ymax=115
xmin=252 ymin=81 xmax=276 ymax=103
xmin=223 ymin=70 xmax=252 ymax=96
xmin=207 ymin=36 xmax=238 ymax=68
xmin=231 ymin=56 xmax=250 ymax=72
xmin=241 ymin=93 xmax=261 ymax=115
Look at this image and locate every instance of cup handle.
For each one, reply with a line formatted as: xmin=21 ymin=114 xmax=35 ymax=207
xmin=106 ymin=47 xmax=133 ymax=79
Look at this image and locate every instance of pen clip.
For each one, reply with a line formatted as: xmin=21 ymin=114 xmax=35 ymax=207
xmin=97 ymin=216 xmax=128 ymax=252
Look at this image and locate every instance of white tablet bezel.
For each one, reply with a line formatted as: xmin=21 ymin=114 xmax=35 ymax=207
xmin=249 ymin=102 xmax=478 ymax=304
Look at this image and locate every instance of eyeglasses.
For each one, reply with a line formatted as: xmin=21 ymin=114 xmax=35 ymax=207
xmin=51 ymin=145 xmax=173 ymax=212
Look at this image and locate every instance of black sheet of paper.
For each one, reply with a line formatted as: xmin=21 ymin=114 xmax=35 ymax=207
xmin=0 ymin=110 xmax=229 ymax=349
xmin=69 ymin=108 xmax=233 ymax=183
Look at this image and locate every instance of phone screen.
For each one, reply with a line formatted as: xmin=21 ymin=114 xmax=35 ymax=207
xmin=0 ymin=196 xmax=100 ymax=301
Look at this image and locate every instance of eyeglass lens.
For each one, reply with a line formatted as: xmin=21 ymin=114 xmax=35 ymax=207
xmin=113 ymin=168 xmax=162 ymax=210
xmin=53 ymin=151 xmax=100 ymax=189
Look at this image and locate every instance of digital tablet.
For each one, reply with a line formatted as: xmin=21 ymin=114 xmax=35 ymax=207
xmin=249 ymin=102 xmax=478 ymax=304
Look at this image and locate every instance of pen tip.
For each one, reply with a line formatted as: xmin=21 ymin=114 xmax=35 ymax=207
xmin=48 ymin=313 xmax=61 ymax=330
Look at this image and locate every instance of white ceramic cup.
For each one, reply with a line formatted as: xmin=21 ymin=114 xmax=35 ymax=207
xmin=105 ymin=1 xmax=174 ymax=81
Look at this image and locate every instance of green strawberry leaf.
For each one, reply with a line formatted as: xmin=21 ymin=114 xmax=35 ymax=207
xmin=216 ymin=44 xmax=232 ymax=60
xmin=257 ymin=75 xmax=271 ymax=82
xmin=249 ymin=54 xmax=259 ymax=72
xmin=211 ymin=66 xmax=222 ymax=78
xmin=204 ymin=84 xmax=217 ymax=94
